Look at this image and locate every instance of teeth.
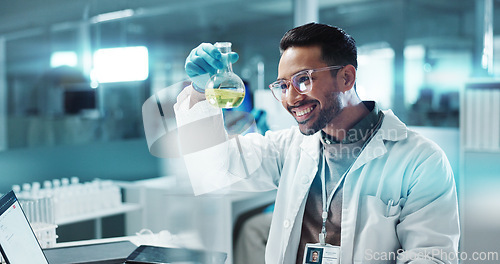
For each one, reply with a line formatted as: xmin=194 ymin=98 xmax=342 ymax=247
xmin=296 ymin=107 xmax=313 ymax=117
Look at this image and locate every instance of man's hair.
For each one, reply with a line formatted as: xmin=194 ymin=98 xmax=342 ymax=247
xmin=279 ymin=23 xmax=358 ymax=69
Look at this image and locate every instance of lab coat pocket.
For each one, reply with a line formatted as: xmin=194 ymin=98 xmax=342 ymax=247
xmin=353 ymin=195 xmax=402 ymax=263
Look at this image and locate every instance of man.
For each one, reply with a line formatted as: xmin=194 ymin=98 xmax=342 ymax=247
xmin=175 ymin=23 xmax=459 ymax=263
xmin=311 ymin=251 xmax=320 ymax=262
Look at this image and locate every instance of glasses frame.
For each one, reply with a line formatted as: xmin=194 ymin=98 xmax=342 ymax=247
xmin=268 ymin=65 xmax=344 ymax=101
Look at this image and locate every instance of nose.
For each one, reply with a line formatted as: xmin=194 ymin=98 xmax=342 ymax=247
xmin=285 ymin=82 xmax=306 ymax=105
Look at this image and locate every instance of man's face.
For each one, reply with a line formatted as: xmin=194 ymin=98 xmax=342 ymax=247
xmin=278 ymin=45 xmax=342 ymax=135
xmin=312 ymin=251 xmax=319 ymax=261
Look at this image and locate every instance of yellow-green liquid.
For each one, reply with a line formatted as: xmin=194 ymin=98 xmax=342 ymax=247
xmin=205 ymin=88 xmax=245 ymax=108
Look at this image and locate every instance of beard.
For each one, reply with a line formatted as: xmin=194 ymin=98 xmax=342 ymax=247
xmin=298 ymin=91 xmax=343 ymax=135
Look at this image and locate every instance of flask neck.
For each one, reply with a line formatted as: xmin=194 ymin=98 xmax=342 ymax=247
xmin=218 ymin=53 xmax=233 ymax=74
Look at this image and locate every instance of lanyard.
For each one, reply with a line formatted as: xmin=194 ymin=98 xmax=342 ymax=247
xmin=318 ymin=110 xmax=384 ymax=245
xmin=318 ymin=112 xmax=384 ymax=245
xmin=319 ymin=148 xmax=349 ymax=245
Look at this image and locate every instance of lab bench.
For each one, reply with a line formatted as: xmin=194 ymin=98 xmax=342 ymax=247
xmin=120 ymin=176 xmax=277 ymax=264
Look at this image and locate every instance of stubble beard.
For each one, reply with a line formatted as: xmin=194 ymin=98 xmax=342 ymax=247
xmin=298 ymin=92 xmax=342 ymax=135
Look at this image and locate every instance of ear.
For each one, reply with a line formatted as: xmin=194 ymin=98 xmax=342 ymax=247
xmin=338 ymin=65 xmax=356 ymax=92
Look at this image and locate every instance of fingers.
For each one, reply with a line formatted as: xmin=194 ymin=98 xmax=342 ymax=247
xmin=186 ymin=54 xmax=217 ymax=76
xmin=186 ymin=43 xmax=221 ymax=77
xmin=185 ymin=43 xmax=239 ymax=78
xmin=197 ymin=43 xmax=224 ymax=69
xmin=185 ymin=60 xmax=211 ymax=77
xmin=228 ymin=52 xmax=239 ymax=64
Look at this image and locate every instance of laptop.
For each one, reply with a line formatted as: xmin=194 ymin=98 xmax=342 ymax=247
xmin=0 ymin=190 xmax=50 ymax=264
xmin=0 ymin=191 xmax=138 ymax=264
xmin=0 ymin=191 xmax=227 ymax=264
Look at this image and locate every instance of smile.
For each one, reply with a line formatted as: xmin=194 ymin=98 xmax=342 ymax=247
xmin=295 ymin=107 xmax=314 ymax=117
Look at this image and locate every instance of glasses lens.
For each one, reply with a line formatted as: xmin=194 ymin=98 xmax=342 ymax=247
xmin=269 ymin=81 xmax=287 ymax=101
xmin=292 ymin=72 xmax=311 ymax=93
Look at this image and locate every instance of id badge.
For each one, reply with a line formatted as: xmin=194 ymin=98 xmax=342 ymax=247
xmin=302 ymin=243 xmax=340 ymax=264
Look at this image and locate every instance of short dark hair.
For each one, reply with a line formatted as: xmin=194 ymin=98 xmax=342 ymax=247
xmin=279 ymin=23 xmax=358 ymax=69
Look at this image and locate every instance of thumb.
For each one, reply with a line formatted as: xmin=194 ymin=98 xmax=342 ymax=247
xmin=228 ymin=52 xmax=239 ymax=64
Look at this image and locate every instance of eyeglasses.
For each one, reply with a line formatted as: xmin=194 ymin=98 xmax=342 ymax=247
xmin=268 ymin=65 xmax=344 ymax=101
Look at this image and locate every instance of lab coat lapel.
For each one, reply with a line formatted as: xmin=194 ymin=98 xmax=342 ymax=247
xmin=340 ymin=109 xmax=408 ymax=262
xmin=349 ymin=110 xmax=407 ymax=172
xmin=300 ymin=131 xmax=322 ymax=163
xmin=279 ymin=132 xmax=321 ymax=258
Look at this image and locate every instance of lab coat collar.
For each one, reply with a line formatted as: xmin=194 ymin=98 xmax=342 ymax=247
xmin=378 ymin=109 xmax=407 ymax=141
xmin=300 ymin=131 xmax=322 ymax=164
xmin=350 ymin=109 xmax=408 ymax=172
xmin=298 ymin=109 xmax=408 ymax=169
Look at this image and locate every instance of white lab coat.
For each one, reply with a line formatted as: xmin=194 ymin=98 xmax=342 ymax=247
xmin=174 ymin=86 xmax=460 ymax=264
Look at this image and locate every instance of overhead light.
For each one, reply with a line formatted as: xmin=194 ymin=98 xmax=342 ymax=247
xmin=91 ymin=46 xmax=149 ymax=83
xmin=90 ymin=9 xmax=134 ymax=24
xmin=50 ymin=51 xmax=78 ymax=68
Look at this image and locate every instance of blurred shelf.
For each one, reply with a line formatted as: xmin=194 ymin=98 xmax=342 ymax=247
xmin=56 ymin=203 xmax=141 ymax=226
xmin=461 ymin=148 xmax=500 ymax=153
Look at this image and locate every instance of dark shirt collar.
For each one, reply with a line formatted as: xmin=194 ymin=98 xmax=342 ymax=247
xmin=321 ymin=101 xmax=382 ymax=144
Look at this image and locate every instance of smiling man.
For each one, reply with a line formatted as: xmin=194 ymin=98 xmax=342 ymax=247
xmin=276 ymin=45 xmax=366 ymax=138
xmin=175 ymin=23 xmax=459 ymax=264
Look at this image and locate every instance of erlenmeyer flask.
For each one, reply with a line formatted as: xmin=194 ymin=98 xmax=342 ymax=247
xmin=205 ymin=42 xmax=245 ymax=108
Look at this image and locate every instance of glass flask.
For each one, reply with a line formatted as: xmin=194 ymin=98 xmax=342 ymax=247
xmin=205 ymin=42 xmax=245 ymax=108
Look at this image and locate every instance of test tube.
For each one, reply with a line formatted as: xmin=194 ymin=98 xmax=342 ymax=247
xmin=70 ymin=177 xmax=79 ymax=185
xmin=43 ymin=180 xmax=52 ymax=190
xmin=12 ymin=185 xmax=21 ymax=195
xmin=32 ymin=182 xmax=41 ymax=192
xmin=22 ymin=183 xmax=31 ymax=197
xmin=61 ymin=178 xmax=69 ymax=187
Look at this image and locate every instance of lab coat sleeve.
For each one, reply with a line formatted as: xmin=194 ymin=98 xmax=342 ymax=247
xmin=173 ymin=85 xmax=286 ymax=195
xmin=396 ymin=146 xmax=460 ymax=263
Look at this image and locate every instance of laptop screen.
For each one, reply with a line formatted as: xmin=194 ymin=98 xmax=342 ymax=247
xmin=0 ymin=191 xmax=49 ymax=264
